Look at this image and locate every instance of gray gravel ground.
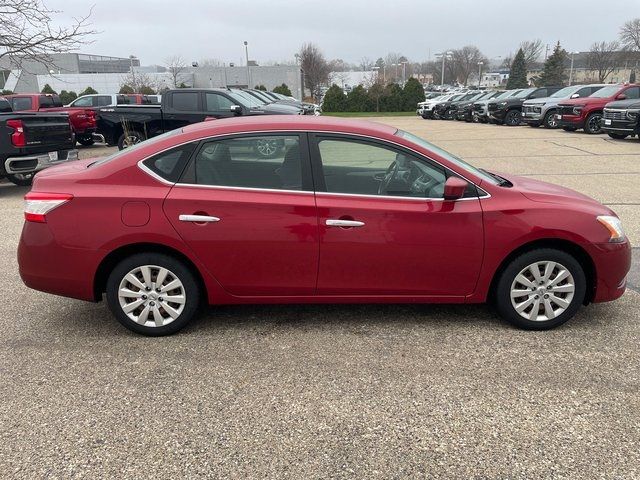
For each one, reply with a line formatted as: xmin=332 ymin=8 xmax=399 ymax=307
xmin=1 ymin=124 xmax=639 ymax=479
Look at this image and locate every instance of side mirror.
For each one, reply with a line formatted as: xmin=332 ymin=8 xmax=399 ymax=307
xmin=230 ymin=105 xmax=242 ymax=115
xmin=616 ymin=94 xmax=627 ymax=100
xmin=570 ymin=93 xmax=580 ymax=99
xmin=443 ymin=176 xmax=468 ymax=201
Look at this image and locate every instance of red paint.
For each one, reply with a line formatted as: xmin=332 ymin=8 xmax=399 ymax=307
xmin=17 ymin=116 xmax=631 ymax=310
xmin=557 ymin=84 xmax=640 ymax=129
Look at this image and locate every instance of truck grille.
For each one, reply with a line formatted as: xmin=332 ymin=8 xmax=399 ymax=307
xmin=603 ymin=109 xmax=626 ymax=121
xmin=487 ymin=103 xmax=498 ymax=112
xmin=523 ymin=105 xmax=541 ymax=114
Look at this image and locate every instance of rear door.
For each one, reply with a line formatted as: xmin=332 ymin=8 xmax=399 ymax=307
xmin=163 ymin=91 xmax=205 ymax=131
xmin=162 ymin=133 xmax=319 ymax=296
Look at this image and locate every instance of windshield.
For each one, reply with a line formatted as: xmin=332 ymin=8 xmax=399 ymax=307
xmin=550 ymin=85 xmax=581 ymax=98
xmin=89 ymin=129 xmax=183 ymax=168
xmin=396 ymin=130 xmax=499 ymax=186
xmin=514 ymin=88 xmax=535 ymax=98
xmin=228 ymin=90 xmax=263 ymax=108
xmin=589 ymin=85 xmax=621 ymax=98
xmin=249 ymin=90 xmax=273 ymax=103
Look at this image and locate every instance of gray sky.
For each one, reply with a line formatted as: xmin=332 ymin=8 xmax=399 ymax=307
xmin=49 ymin=0 xmax=639 ymax=66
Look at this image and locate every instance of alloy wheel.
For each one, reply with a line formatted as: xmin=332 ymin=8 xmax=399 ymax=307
xmin=117 ymin=265 xmax=186 ymax=327
xmin=587 ymin=114 xmax=603 ymax=134
xmin=546 ymin=113 xmax=558 ymax=128
xmin=510 ymin=261 xmax=575 ymax=321
xmin=122 ymin=134 xmax=141 ymax=148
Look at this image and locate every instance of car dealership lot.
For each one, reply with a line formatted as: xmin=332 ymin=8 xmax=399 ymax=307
xmin=1 ymin=122 xmax=639 ymax=478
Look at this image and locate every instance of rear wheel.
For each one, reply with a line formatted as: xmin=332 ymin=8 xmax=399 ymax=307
xmin=7 ymin=173 xmax=34 ymax=186
xmin=117 ymin=130 xmax=144 ymax=150
xmin=495 ymin=248 xmax=586 ymax=330
xmin=504 ymin=109 xmax=522 ymax=126
xmin=106 ymin=253 xmax=201 ymax=336
xmin=543 ymin=111 xmax=559 ymax=129
xmin=584 ymin=112 xmax=603 ymax=134
xmin=607 ymin=132 xmax=628 ymax=140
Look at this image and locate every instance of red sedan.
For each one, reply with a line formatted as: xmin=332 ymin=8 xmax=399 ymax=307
xmin=18 ymin=116 xmax=631 ymax=336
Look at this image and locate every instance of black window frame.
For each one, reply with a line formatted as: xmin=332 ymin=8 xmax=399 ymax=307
xmin=308 ymin=133 xmax=479 ymax=200
xmin=178 ymin=132 xmax=314 ymax=192
xmin=141 ymin=142 xmax=198 ymax=183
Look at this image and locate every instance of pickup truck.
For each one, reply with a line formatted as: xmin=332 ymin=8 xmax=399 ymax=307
xmin=602 ymin=98 xmax=640 ymax=140
xmin=0 ymin=97 xmax=77 ymax=186
xmin=556 ymin=84 xmax=640 ymax=134
xmin=3 ymin=93 xmax=98 ymax=146
xmin=68 ymin=93 xmax=160 ymax=108
xmin=488 ymin=86 xmax=562 ymax=126
xmin=96 ymin=88 xmax=304 ymax=150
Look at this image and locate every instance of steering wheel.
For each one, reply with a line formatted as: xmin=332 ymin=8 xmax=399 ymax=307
xmin=377 ymin=161 xmax=399 ymax=195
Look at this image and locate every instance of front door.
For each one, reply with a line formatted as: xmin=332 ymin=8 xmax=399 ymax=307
xmin=163 ymin=133 xmax=319 ymax=296
xmin=310 ymin=135 xmax=484 ymax=298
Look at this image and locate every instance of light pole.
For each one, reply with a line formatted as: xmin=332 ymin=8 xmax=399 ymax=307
xmin=477 ymin=61 xmax=484 ymax=88
xmin=435 ymin=51 xmax=453 ymax=87
xmin=568 ymin=51 xmax=579 ymax=85
xmin=243 ymin=41 xmax=250 ymax=88
xmin=401 ymin=60 xmax=408 ymax=85
xmin=129 ymin=55 xmax=137 ymax=91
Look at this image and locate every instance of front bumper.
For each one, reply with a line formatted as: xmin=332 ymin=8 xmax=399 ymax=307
xmin=4 ymin=149 xmax=79 ymax=175
xmin=601 ymin=118 xmax=638 ymax=134
xmin=555 ymin=113 xmax=584 ymax=129
xmin=489 ymin=108 xmax=507 ymax=121
xmin=587 ymin=241 xmax=632 ymax=303
xmin=521 ymin=110 xmax=543 ymax=125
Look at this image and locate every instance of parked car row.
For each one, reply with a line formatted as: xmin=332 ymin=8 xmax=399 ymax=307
xmin=418 ymin=83 xmax=640 ymax=139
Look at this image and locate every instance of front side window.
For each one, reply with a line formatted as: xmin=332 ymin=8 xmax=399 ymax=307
xmin=188 ymin=135 xmax=304 ymax=191
xmin=589 ymin=85 xmax=621 ymax=98
xmin=316 ymin=138 xmax=448 ymax=199
xmin=171 ymin=92 xmax=199 ymax=111
xmin=529 ymin=89 xmax=548 ymax=99
xmin=72 ymin=96 xmax=93 ymax=107
xmin=623 ymin=87 xmax=640 ymax=99
xmin=205 ymin=93 xmax=235 ymax=112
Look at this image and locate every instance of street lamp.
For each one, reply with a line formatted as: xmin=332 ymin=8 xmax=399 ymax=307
xmin=401 ymin=60 xmax=408 ymax=85
xmin=435 ymin=51 xmax=453 ymax=87
xmin=243 ymin=41 xmax=250 ymax=88
xmin=477 ymin=61 xmax=484 ymax=88
xmin=129 ymin=55 xmax=137 ymax=90
xmin=568 ymin=51 xmax=579 ymax=85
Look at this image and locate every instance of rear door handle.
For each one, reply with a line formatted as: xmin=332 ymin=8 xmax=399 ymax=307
xmin=179 ymin=214 xmax=220 ymax=223
xmin=326 ymin=219 xmax=365 ymax=228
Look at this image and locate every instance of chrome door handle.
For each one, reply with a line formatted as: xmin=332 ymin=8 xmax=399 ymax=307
xmin=326 ymin=219 xmax=365 ymax=228
xmin=179 ymin=214 xmax=220 ymax=223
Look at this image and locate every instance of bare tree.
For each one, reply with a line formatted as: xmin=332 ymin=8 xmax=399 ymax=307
xmin=0 ymin=0 xmax=95 ymax=71
xmin=165 ymin=55 xmax=187 ymax=88
xmin=450 ymin=46 xmax=487 ymax=86
xmin=587 ymin=41 xmax=623 ymax=82
xmin=120 ymin=71 xmax=159 ymax=94
xmin=520 ymin=39 xmax=544 ymax=66
xmin=360 ymin=56 xmax=373 ymax=71
xmin=620 ymin=18 xmax=640 ymax=51
xmin=299 ymin=43 xmax=331 ymax=101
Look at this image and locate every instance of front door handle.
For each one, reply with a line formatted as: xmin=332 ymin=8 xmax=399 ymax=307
xmin=179 ymin=214 xmax=220 ymax=223
xmin=326 ymin=219 xmax=365 ymax=228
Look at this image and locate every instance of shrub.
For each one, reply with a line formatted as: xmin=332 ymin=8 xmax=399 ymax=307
xmin=79 ymin=86 xmax=98 ymax=96
xmin=321 ymin=84 xmax=347 ymax=112
xmin=273 ymin=83 xmax=292 ymax=97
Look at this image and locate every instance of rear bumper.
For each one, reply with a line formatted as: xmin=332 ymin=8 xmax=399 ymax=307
xmin=588 ymin=241 xmax=632 ymax=303
xmin=4 ymin=149 xmax=79 ymax=175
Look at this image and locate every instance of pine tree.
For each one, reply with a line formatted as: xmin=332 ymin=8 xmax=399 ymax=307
xmin=59 ymin=90 xmax=77 ymax=105
xmin=41 ymin=83 xmax=57 ymax=94
xmin=538 ymin=42 xmax=568 ymax=86
xmin=321 ymin=84 xmax=347 ymax=112
xmin=346 ymin=85 xmax=372 ymax=112
xmin=119 ymin=85 xmax=134 ymax=94
xmin=506 ymin=49 xmax=528 ymax=89
xmin=79 ymin=86 xmax=98 ymax=96
xmin=273 ymin=83 xmax=292 ymax=97
xmin=380 ymin=83 xmax=403 ymax=112
xmin=401 ymin=77 xmax=426 ymax=111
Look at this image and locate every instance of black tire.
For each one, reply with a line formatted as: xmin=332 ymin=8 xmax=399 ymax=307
xmin=583 ymin=112 xmax=603 ymax=134
xmin=543 ymin=110 xmax=559 ymax=129
xmin=117 ymin=130 xmax=144 ymax=150
xmin=106 ymin=253 xmax=201 ymax=336
xmin=77 ymin=136 xmax=95 ymax=146
xmin=495 ymin=248 xmax=586 ymax=330
xmin=607 ymin=132 xmax=628 ymax=140
xmin=562 ymin=127 xmax=577 ymax=132
xmin=504 ymin=109 xmax=522 ymax=126
xmin=7 ymin=173 xmax=34 ymax=186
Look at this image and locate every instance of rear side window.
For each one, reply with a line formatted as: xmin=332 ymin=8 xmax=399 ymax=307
xmin=95 ymin=96 xmax=112 ymax=106
xmin=171 ymin=92 xmax=199 ymax=111
xmin=142 ymin=143 xmax=196 ymax=182
xmin=11 ymin=97 xmax=33 ymax=111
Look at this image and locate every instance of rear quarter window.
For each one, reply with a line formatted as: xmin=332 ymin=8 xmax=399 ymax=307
xmin=141 ymin=143 xmax=197 ymax=182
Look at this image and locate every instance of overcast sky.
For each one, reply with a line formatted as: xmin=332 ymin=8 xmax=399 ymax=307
xmin=48 ymin=0 xmax=638 ymax=66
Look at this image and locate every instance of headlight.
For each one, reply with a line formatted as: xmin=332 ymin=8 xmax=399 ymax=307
xmin=597 ymin=215 xmax=626 ymax=243
xmin=627 ymin=109 xmax=639 ymax=120
xmin=572 ymin=105 xmax=584 ymax=115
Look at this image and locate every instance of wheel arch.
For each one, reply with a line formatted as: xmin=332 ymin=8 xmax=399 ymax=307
xmin=487 ymin=238 xmax=596 ymax=305
xmin=93 ymin=242 xmax=208 ymax=302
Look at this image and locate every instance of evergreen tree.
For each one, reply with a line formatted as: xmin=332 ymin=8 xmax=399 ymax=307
xmin=538 ymin=42 xmax=568 ymax=86
xmin=367 ymin=83 xmax=384 ymax=112
xmin=506 ymin=48 xmax=528 ymax=89
xmin=401 ymin=77 xmax=426 ymax=111
xmin=139 ymin=85 xmax=156 ymax=95
xmin=321 ymin=84 xmax=347 ymax=112
xmin=346 ymin=85 xmax=372 ymax=111
xmin=380 ymin=83 xmax=403 ymax=112
xmin=59 ymin=90 xmax=77 ymax=105
xmin=79 ymin=86 xmax=98 ymax=96
xmin=41 ymin=83 xmax=57 ymax=94
xmin=254 ymin=84 xmax=267 ymax=91
xmin=273 ymin=83 xmax=292 ymax=96
xmin=119 ymin=84 xmax=134 ymax=94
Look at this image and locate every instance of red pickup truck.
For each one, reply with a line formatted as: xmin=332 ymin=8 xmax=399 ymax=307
xmin=2 ymin=93 xmax=98 ymax=146
xmin=555 ymin=83 xmax=640 ymax=134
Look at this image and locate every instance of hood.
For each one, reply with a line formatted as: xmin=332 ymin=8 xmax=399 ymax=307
xmin=558 ymin=95 xmax=614 ymax=107
xmin=605 ymin=99 xmax=640 ymax=109
xmin=257 ymin=103 xmax=303 ymax=115
xmin=523 ymin=96 xmax=559 ymax=106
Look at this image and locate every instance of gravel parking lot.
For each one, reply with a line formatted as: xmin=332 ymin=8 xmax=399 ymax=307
xmin=1 ymin=121 xmax=639 ymax=479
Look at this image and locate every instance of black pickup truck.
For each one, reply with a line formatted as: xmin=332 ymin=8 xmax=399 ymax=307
xmin=97 ymin=88 xmax=304 ymax=150
xmin=0 ymin=97 xmax=77 ymax=186
xmin=602 ymin=98 xmax=640 ymax=140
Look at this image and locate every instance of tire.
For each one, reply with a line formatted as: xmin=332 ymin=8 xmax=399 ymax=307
xmin=607 ymin=133 xmax=628 ymax=140
xmin=583 ymin=112 xmax=603 ymax=134
xmin=117 ymin=130 xmax=144 ymax=150
xmin=106 ymin=253 xmax=201 ymax=336
xmin=495 ymin=248 xmax=586 ymax=330
xmin=562 ymin=126 xmax=577 ymax=132
xmin=543 ymin=111 xmax=559 ymax=129
xmin=77 ymin=136 xmax=95 ymax=146
xmin=7 ymin=173 xmax=34 ymax=186
xmin=504 ymin=109 xmax=522 ymax=126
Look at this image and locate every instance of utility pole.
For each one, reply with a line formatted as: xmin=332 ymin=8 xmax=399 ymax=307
xmin=435 ymin=51 xmax=453 ymax=87
xmin=477 ymin=61 xmax=484 ymax=88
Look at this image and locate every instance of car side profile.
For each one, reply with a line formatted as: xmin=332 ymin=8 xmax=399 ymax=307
xmin=18 ymin=116 xmax=631 ymax=336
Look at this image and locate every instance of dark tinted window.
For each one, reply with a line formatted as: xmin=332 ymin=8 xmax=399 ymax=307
xmin=529 ymin=89 xmax=548 ymax=99
xmin=623 ymin=87 xmax=640 ymax=99
xmin=205 ymin=93 xmax=235 ymax=111
xmin=171 ymin=92 xmax=199 ymax=111
xmin=38 ymin=95 xmax=62 ymax=108
xmin=190 ymin=135 xmax=304 ymax=191
xmin=11 ymin=97 xmax=33 ymax=111
xmin=575 ymin=87 xmax=594 ymax=97
xmin=95 ymin=96 xmax=112 ymax=106
xmin=124 ymin=95 xmax=138 ymax=104
xmin=0 ymin=98 xmax=12 ymax=112
xmin=142 ymin=144 xmax=195 ymax=182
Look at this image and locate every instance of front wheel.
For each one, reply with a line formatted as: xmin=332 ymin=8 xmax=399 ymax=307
xmin=117 ymin=130 xmax=144 ymax=150
xmin=607 ymin=133 xmax=628 ymax=140
xmin=7 ymin=173 xmax=34 ymax=186
xmin=584 ymin=112 xmax=603 ymax=134
xmin=504 ymin=109 xmax=522 ymax=126
xmin=543 ymin=111 xmax=559 ymax=129
xmin=495 ymin=248 xmax=586 ymax=330
xmin=106 ymin=253 xmax=201 ymax=336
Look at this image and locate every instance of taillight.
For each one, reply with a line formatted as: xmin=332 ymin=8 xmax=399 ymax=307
xmin=85 ymin=109 xmax=96 ymax=126
xmin=24 ymin=192 xmax=73 ymax=223
xmin=7 ymin=119 xmax=26 ymax=147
